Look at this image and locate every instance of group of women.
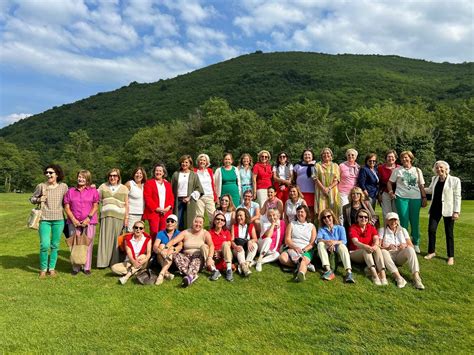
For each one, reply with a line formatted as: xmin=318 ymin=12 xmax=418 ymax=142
xmin=29 ymin=148 xmax=462 ymax=288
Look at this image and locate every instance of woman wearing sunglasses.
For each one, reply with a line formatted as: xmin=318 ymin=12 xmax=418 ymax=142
xmin=208 ymin=211 xmax=234 ymax=282
xmin=153 ymin=214 xmax=181 ymax=285
xmin=316 ymin=209 xmax=355 ymax=283
xmin=64 ymin=170 xmax=99 ymax=275
xmin=30 ymin=164 xmax=68 ymax=278
xmin=97 ymin=168 xmax=129 ymax=268
xmin=349 ymin=209 xmax=387 ymax=286
xmin=111 ymin=220 xmax=151 ymax=285
xmin=272 ymin=151 xmax=293 ymax=204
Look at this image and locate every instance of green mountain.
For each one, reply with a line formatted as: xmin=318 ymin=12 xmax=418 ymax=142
xmin=1 ymin=51 xmax=472 ymax=151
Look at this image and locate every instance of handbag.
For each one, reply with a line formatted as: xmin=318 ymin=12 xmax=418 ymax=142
xmin=67 ymin=229 xmax=91 ymax=265
xmin=27 ymin=207 xmax=42 ymax=230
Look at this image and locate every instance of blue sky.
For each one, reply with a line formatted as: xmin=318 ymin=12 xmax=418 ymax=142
xmin=1 ymin=0 xmax=473 ymax=128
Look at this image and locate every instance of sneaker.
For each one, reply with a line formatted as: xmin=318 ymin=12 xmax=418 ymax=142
xmin=164 ymin=273 xmax=175 ymax=281
xmin=414 ymin=245 xmax=421 ymax=254
xmin=182 ymin=275 xmax=198 ymax=288
xmin=255 ymin=262 xmax=262 ymax=272
xmin=372 ymin=276 xmax=382 ymax=286
xmin=447 ymin=257 xmax=454 ymax=265
xmin=225 ymin=269 xmax=234 ymax=282
xmin=249 ymin=260 xmax=256 ymax=268
xmin=414 ymin=276 xmax=425 ymax=290
xmin=322 ymin=270 xmax=335 ymax=281
xmin=296 ymin=271 xmax=306 ymax=282
xmin=71 ymin=270 xmax=79 ymax=276
xmin=155 ymin=274 xmax=164 ymax=286
xmin=209 ymin=269 xmax=221 ymax=281
xmin=83 ymin=270 xmax=91 ymax=276
xmin=307 ymin=264 xmax=316 ymax=273
xmin=380 ymin=278 xmax=388 ymax=286
xmin=396 ymin=277 xmax=407 ymax=289
xmin=241 ymin=263 xmax=251 ymax=277
xmin=119 ymin=276 xmax=128 ymax=285
xmin=237 ymin=264 xmax=242 ymax=275
xmin=345 ymin=272 xmax=355 ymax=284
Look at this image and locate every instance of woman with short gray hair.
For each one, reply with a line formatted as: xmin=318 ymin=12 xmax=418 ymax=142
xmin=424 ymin=160 xmax=461 ymax=265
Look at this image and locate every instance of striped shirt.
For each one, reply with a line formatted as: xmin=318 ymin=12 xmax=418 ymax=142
xmin=98 ymin=183 xmax=128 ymax=220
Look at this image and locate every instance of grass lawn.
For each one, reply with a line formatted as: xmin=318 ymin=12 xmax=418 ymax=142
xmin=0 ymin=193 xmax=473 ymax=353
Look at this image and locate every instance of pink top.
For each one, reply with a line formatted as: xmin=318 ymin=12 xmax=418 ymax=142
xmin=264 ymin=220 xmax=286 ymax=252
xmin=63 ymin=186 xmax=100 ymax=224
xmin=253 ymin=163 xmax=273 ymax=190
xmin=338 ymin=161 xmax=360 ymax=195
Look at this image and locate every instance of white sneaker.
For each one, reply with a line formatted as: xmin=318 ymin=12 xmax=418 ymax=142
xmin=380 ymin=278 xmax=388 ymax=286
xmin=414 ymin=245 xmax=421 ymax=254
xmin=396 ymin=277 xmax=407 ymax=289
xmin=414 ymin=276 xmax=425 ymax=290
xmin=255 ymin=262 xmax=262 ymax=272
xmin=155 ymin=274 xmax=164 ymax=286
xmin=307 ymin=264 xmax=316 ymax=273
xmin=119 ymin=276 xmax=128 ymax=285
xmin=372 ymin=276 xmax=382 ymax=286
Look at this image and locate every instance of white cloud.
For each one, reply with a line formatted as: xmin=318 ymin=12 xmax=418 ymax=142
xmin=0 ymin=113 xmax=33 ymax=128
xmin=163 ymin=0 xmax=216 ymax=24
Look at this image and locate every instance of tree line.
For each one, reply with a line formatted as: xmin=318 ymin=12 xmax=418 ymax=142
xmin=1 ymin=97 xmax=472 ymax=197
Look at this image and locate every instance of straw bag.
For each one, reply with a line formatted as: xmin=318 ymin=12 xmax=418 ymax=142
xmin=27 ymin=207 xmax=42 ymax=230
xmin=66 ymin=229 xmax=91 ymax=265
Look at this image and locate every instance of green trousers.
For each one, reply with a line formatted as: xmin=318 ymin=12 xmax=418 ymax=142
xmin=395 ymin=197 xmax=422 ymax=246
xmin=38 ymin=220 xmax=65 ymax=271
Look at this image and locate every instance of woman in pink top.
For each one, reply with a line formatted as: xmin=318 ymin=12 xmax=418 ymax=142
xmin=339 ymin=148 xmax=360 ymax=208
xmin=255 ymin=208 xmax=286 ymax=272
xmin=261 ymin=186 xmax=284 ymax=217
xmin=253 ymin=150 xmax=273 ymax=207
xmin=64 ymin=170 xmax=100 ymax=275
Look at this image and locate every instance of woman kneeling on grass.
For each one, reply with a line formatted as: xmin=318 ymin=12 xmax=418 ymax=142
xmin=379 ymin=212 xmax=425 ymax=289
xmin=279 ymin=205 xmax=316 ymax=282
xmin=349 ymin=210 xmax=387 ymax=286
xmin=316 ymin=209 xmax=355 ymax=283
xmin=167 ymin=215 xmax=214 ymax=287
xmin=111 ymin=220 xmax=151 ymax=285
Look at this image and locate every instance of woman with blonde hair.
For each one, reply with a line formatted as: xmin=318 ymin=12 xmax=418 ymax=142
xmin=424 ymin=160 xmax=461 ymax=265
xmin=342 ymin=186 xmax=377 ymax=232
xmin=97 ymin=168 xmax=129 ymax=268
xmin=194 ymin=153 xmax=218 ymax=222
xmin=253 ymin=150 xmax=273 ymax=207
xmin=239 ymin=153 xmax=254 ymax=197
xmin=64 ymin=170 xmax=99 ymax=275
xmin=313 ymin=147 xmax=341 ymax=221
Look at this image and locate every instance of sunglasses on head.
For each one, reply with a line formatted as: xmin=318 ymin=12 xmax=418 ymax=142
xmin=133 ymin=226 xmax=144 ymax=230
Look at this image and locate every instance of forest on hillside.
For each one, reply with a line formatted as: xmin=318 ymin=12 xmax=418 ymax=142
xmin=1 ymin=97 xmax=472 ymax=197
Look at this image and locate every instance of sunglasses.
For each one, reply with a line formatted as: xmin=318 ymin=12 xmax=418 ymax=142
xmin=109 ymin=174 xmax=118 ymax=178
xmin=279 ymin=155 xmax=287 ymax=158
xmin=322 ymin=215 xmax=332 ymax=219
xmin=133 ymin=226 xmax=144 ymax=230
xmin=261 ymin=156 xmax=269 ymax=159
xmin=45 ymin=171 xmax=55 ymax=175
xmin=368 ymin=160 xmax=376 ymax=163
xmin=166 ymin=219 xmax=176 ymax=223
xmin=215 ymin=218 xmax=225 ymax=222
xmin=358 ymin=215 xmax=369 ymax=220
xmin=221 ymin=199 xmax=229 ymax=203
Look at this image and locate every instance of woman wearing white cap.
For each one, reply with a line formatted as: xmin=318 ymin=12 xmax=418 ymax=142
xmin=153 ymin=214 xmax=181 ymax=286
xmin=379 ymin=212 xmax=425 ymax=289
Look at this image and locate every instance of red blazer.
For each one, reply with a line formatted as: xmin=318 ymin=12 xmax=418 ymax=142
xmin=143 ymin=179 xmax=174 ymax=220
xmin=194 ymin=167 xmax=218 ymax=202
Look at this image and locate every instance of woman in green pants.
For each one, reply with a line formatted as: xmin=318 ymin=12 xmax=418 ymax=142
xmin=387 ymin=151 xmax=427 ymax=253
xmin=30 ymin=164 xmax=68 ymax=278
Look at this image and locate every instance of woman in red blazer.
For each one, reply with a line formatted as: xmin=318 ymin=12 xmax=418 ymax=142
xmin=143 ymin=163 xmax=175 ymax=238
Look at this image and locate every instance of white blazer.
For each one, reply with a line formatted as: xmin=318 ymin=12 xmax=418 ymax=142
xmin=425 ymin=175 xmax=461 ymax=217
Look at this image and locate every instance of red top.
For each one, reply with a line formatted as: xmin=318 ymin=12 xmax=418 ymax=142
xmin=377 ymin=164 xmax=399 ymax=193
xmin=209 ymin=228 xmax=232 ymax=251
xmin=125 ymin=234 xmax=151 ymax=260
xmin=349 ymin=223 xmax=378 ymax=251
xmin=194 ymin=167 xmax=218 ymax=202
xmin=232 ymin=223 xmax=255 ymax=240
xmin=253 ymin=163 xmax=273 ymax=189
xmin=142 ymin=179 xmax=174 ymax=220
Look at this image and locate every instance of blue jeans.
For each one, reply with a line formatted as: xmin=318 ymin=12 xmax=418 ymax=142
xmin=177 ymin=199 xmax=187 ymax=230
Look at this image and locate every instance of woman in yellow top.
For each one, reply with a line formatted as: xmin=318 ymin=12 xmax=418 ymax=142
xmin=313 ymin=147 xmax=341 ymax=222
